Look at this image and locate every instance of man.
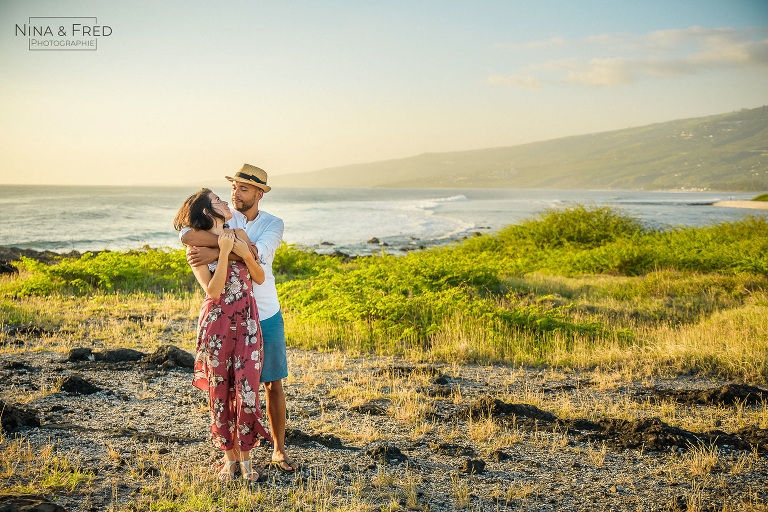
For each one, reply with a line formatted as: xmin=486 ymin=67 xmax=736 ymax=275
xmin=182 ymin=163 xmax=299 ymax=473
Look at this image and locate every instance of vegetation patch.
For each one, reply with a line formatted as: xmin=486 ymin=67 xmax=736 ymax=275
xmin=1 ymin=204 xmax=767 ymax=379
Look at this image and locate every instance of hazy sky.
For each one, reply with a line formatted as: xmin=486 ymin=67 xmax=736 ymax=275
xmin=1 ymin=1 xmax=767 ymax=185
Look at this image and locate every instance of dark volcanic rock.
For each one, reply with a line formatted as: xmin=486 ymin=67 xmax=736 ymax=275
xmin=366 ymin=237 xmax=380 ymax=244
xmin=0 ymin=493 xmax=68 ymax=512
xmin=430 ymin=442 xmax=475 ymax=457
xmin=432 ymin=375 xmax=450 ymax=385
xmin=491 ymin=449 xmax=512 ymax=461
xmin=144 ymin=345 xmax=193 ymax=369
xmin=0 ymin=246 xmax=81 ymax=265
xmin=367 ymin=444 xmax=407 ymax=464
xmin=286 ymin=427 xmax=348 ymax=450
xmin=568 ymin=417 xmax=700 ymax=451
xmin=0 ymin=400 xmax=40 ymax=432
xmin=350 ymin=402 xmax=388 ymax=416
xmin=651 ymin=383 xmax=768 ymax=406
xmin=459 ymin=459 xmax=485 ymax=474
xmin=456 ymin=396 xmax=557 ymax=422
xmin=98 ymin=348 xmax=145 ymax=363
xmin=59 ymin=374 xmax=102 ymax=395
xmin=2 ymin=324 xmax=53 ymax=337
xmin=67 ymin=347 xmax=144 ymax=363
xmin=0 ymin=261 xmax=19 ymax=275
xmin=66 ymin=348 xmax=93 ymax=362
xmin=330 ymin=250 xmax=355 ymax=261
xmin=2 ymin=361 xmax=33 ymax=371
xmin=424 ymin=385 xmax=453 ymax=397
xmin=733 ymin=425 xmax=768 ymax=453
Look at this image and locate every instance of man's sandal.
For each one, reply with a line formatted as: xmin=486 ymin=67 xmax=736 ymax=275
xmin=218 ymin=460 xmax=238 ymax=481
xmin=239 ymin=460 xmax=260 ymax=482
xmin=270 ymin=458 xmax=299 ymax=473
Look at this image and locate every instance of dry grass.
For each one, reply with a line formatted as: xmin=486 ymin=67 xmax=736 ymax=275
xmin=0 ymin=432 xmax=95 ymax=494
xmin=5 ymin=267 xmax=767 ymax=384
xmin=1 ymin=292 xmax=199 ymax=356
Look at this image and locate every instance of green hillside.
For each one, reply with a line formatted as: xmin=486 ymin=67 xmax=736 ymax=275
xmin=273 ymin=106 xmax=768 ymax=191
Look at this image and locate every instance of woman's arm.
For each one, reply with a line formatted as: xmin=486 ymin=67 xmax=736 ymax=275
xmin=184 ymin=229 xmax=244 ymax=267
xmin=190 ymin=232 xmax=234 ymax=299
xmin=232 ymin=229 xmax=265 ymax=285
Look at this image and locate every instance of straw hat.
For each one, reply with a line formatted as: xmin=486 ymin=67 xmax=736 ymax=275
xmin=226 ymin=163 xmax=271 ymax=192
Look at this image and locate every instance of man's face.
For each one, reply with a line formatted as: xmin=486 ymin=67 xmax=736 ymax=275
xmin=230 ymin=181 xmax=263 ymax=212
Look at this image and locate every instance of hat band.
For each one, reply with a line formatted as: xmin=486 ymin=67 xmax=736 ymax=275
xmin=235 ymin=171 xmax=267 ymax=185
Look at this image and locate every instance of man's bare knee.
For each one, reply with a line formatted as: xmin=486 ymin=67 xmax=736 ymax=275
xmin=264 ymin=379 xmax=284 ymax=399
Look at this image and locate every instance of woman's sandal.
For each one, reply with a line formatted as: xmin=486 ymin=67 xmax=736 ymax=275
xmin=217 ymin=460 xmax=238 ymax=481
xmin=239 ymin=460 xmax=260 ymax=482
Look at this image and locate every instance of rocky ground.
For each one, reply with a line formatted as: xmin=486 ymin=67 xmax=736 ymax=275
xmin=1 ymin=337 xmax=767 ymax=511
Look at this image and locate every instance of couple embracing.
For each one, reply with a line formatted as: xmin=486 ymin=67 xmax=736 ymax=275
xmin=173 ymin=164 xmax=298 ymax=482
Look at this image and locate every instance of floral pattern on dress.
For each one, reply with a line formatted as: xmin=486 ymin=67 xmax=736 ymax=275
xmin=193 ymin=261 xmax=272 ymax=451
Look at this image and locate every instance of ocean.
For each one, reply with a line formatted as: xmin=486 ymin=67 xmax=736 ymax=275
xmin=2 ymin=186 xmax=764 ymax=256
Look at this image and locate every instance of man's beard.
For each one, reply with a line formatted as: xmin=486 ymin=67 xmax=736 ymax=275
xmin=234 ymin=196 xmax=255 ymax=212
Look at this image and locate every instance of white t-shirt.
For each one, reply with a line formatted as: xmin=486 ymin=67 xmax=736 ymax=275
xmin=180 ymin=208 xmax=283 ymax=321
xmin=226 ymin=209 xmax=282 ymax=321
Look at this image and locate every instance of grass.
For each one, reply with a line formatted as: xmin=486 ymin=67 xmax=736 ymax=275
xmin=0 ymin=432 xmax=96 ymax=494
xmin=2 ymin=205 xmax=768 ymax=510
xmin=2 ymin=205 xmax=767 ymax=381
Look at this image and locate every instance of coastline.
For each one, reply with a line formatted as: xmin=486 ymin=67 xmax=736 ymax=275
xmin=712 ymin=200 xmax=768 ymax=210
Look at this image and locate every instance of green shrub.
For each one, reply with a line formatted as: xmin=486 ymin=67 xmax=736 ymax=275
xmin=500 ymin=204 xmax=646 ymax=250
xmin=1 ymin=249 xmax=195 ymax=297
xmin=273 ymin=242 xmax=340 ymax=282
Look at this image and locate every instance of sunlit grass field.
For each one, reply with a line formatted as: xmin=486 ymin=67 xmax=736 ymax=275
xmin=2 ymin=207 xmax=768 ymax=511
xmin=2 ymin=205 xmax=767 ymax=381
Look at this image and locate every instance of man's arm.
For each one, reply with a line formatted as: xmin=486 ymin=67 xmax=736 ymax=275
xmin=182 ymin=229 xmax=244 ymax=267
xmin=180 ymin=229 xmax=219 ymax=248
xmin=252 ymin=217 xmax=284 ymax=265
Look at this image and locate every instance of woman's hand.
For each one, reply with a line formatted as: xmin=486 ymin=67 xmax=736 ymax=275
xmin=217 ymin=232 xmax=234 ymax=253
xmin=232 ymin=236 xmax=252 ymax=259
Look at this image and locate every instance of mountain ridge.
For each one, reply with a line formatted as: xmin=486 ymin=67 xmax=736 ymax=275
xmin=272 ymin=106 xmax=768 ymax=191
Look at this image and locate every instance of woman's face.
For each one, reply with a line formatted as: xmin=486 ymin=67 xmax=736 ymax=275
xmin=209 ymin=193 xmax=232 ymax=221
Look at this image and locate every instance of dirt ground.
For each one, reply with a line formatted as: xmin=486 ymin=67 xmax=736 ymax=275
xmin=1 ymin=342 xmax=767 ymax=511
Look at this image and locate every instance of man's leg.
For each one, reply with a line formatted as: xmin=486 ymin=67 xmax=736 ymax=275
xmin=259 ymin=310 xmax=298 ymax=471
xmin=264 ymin=379 xmax=298 ymax=470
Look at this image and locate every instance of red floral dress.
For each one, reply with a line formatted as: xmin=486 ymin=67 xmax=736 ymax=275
xmin=193 ymin=261 xmax=273 ymax=451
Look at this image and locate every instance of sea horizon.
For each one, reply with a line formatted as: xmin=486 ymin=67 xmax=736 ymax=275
xmin=2 ymin=185 xmax=764 ymax=256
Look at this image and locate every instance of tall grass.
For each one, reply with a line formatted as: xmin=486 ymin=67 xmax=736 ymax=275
xmin=2 ymin=205 xmax=767 ymax=379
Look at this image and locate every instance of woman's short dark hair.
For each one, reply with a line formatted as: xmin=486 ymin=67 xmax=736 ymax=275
xmin=173 ymin=188 xmax=226 ymax=232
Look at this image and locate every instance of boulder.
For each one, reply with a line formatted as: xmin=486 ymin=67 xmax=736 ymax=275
xmin=0 ymin=494 xmax=68 ymax=512
xmin=144 ymin=345 xmax=194 ymax=369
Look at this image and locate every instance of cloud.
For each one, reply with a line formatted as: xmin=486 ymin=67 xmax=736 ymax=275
xmin=491 ymin=26 xmax=768 ymax=89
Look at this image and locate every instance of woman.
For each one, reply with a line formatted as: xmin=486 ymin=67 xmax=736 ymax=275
xmin=174 ymin=188 xmax=272 ymax=482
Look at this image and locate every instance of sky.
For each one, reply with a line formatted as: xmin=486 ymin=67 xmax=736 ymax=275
xmin=1 ymin=0 xmax=767 ymax=186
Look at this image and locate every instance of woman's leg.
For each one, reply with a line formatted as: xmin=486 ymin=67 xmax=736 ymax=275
xmin=218 ymin=448 xmax=238 ymax=480
xmin=237 ymin=449 xmax=261 ymax=481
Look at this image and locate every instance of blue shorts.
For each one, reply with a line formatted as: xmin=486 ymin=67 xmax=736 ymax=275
xmin=260 ymin=310 xmax=288 ymax=383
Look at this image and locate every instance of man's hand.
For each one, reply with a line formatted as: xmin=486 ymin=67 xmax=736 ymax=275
xmin=186 ymin=246 xmax=219 ymax=267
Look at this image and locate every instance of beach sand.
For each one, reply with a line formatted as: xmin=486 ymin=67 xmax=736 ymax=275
xmin=712 ymin=200 xmax=768 ymax=210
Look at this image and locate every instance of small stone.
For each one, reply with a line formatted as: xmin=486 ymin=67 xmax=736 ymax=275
xmin=491 ymin=450 xmax=511 ymax=462
xmin=459 ymin=459 xmax=485 ymax=475
xmin=59 ymin=374 xmax=102 ymax=395
xmin=366 ymin=445 xmax=407 ymax=464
